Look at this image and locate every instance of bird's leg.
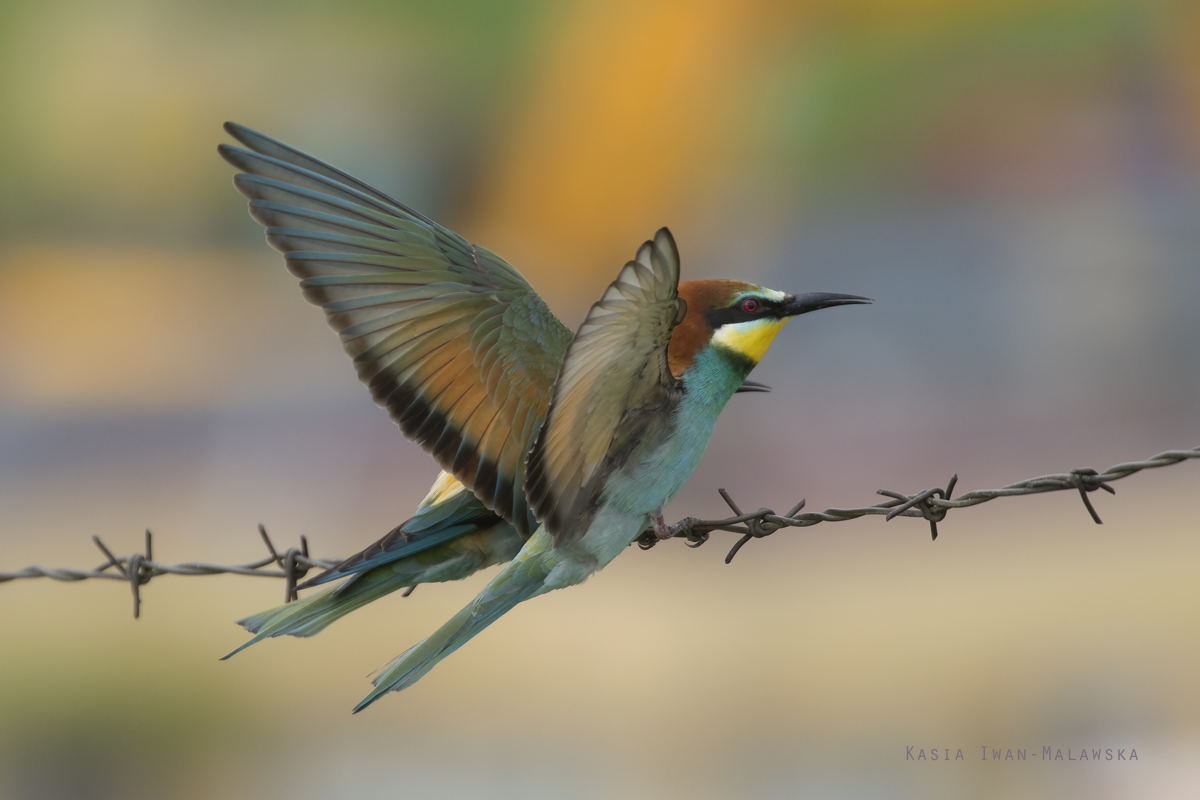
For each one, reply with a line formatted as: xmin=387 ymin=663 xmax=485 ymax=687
xmin=653 ymin=512 xmax=672 ymax=540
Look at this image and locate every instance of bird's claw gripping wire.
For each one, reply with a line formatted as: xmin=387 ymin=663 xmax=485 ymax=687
xmin=667 ymin=517 xmax=712 ymax=548
xmin=634 ymin=517 xmax=709 ymax=550
xmin=625 ymin=447 xmax=1194 ymax=561
xmin=5 ymin=446 xmax=1196 ymax=609
xmin=633 ymin=489 xmax=807 ymax=562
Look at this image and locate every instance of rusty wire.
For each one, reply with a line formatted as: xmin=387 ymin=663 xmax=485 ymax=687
xmin=2 ymin=445 xmax=1197 ymax=615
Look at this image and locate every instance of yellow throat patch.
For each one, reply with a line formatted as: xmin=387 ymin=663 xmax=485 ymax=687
xmin=711 ymin=317 xmax=790 ymax=364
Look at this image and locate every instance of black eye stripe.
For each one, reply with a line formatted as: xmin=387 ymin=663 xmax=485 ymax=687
xmin=706 ymin=297 xmax=783 ymax=328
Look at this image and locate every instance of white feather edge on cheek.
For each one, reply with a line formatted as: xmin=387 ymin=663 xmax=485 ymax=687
xmin=711 ymin=317 xmax=790 ymax=363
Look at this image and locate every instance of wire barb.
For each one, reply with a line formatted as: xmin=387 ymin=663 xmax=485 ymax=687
xmin=878 ymin=473 xmax=957 ymax=540
xmin=650 ymin=445 xmax=1197 ymax=558
xmin=2 ymin=527 xmax=340 ymax=617
xmin=258 ymin=525 xmax=311 ymax=603
xmin=1 ymin=446 xmax=1197 ymax=613
xmin=1068 ymin=468 xmax=1116 ymax=524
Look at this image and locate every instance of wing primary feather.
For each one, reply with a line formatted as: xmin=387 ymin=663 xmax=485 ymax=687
xmin=219 ymin=144 xmax=438 ymax=242
xmin=525 ymin=227 xmax=684 ymax=545
xmin=222 ymin=123 xmax=574 ymax=529
xmin=223 ymin=122 xmax=443 ymax=228
xmin=393 ymin=342 xmax=476 ymax=430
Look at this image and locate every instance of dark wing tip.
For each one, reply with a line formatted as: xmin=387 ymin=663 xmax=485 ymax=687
xmin=654 ymin=226 xmax=678 ymax=263
xmin=223 ymin=120 xmax=254 ymax=143
xmin=523 ymin=424 xmax=560 ymax=539
xmin=216 ymin=142 xmax=247 ymax=169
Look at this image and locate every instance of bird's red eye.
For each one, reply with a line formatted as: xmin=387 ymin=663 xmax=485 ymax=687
xmin=741 ymin=298 xmax=759 ymax=313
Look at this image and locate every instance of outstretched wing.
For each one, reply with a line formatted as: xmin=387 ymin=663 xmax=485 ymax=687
xmin=220 ymin=123 xmax=571 ymax=535
xmin=525 ymin=228 xmax=686 ymax=546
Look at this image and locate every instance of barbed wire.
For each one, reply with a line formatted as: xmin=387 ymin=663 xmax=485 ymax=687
xmin=2 ymin=445 xmax=1196 ymax=617
xmin=639 ymin=445 xmax=1199 ymax=562
xmin=0 ymin=526 xmax=340 ymax=618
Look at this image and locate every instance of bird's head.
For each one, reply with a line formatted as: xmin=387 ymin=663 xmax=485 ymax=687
xmin=668 ymin=279 xmax=871 ymax=377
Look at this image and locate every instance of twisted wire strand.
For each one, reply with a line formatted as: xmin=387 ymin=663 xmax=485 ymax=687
xmin=0 ymin=525 xmax=341 ymax=617
xmin=0 ymin=556 xmax=342 ymax=583
xmin=2 ymin=446 xmax=1197 ymax=613
xmin=644 ymin=445 xmax=1199 ymax=561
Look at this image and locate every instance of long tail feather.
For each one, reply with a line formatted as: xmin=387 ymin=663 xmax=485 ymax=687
xmin=352 ymin=540 xmax=552 ymax=712
xmin=221 ymin=567 xmax=413 ymax=660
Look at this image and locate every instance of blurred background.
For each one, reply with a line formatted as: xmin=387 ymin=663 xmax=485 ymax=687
xmin=1 ymin=0 xmax=1198 ymax=797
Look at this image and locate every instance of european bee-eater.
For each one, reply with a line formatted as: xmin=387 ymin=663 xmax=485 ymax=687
xmin=217 ymin=123 xmax=869 ymax=709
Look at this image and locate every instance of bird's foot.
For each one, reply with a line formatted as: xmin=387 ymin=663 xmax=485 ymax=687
xmin=653 ymin=514 xmax=672 ymax=540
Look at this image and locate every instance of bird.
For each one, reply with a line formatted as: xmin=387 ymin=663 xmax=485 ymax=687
xmin=218 ymin=122 xmax=773 ymax=651
xmin=217 ymin=125 xmax=773 ymax=653
xmin=217 ymin=122 xmax=870 ymax=710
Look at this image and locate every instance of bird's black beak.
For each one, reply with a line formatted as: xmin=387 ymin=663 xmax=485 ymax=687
xmin=782 ymin=292 xmax=873 ymax=316
xmin=735 ymin=379 xmax=772 ymax=394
